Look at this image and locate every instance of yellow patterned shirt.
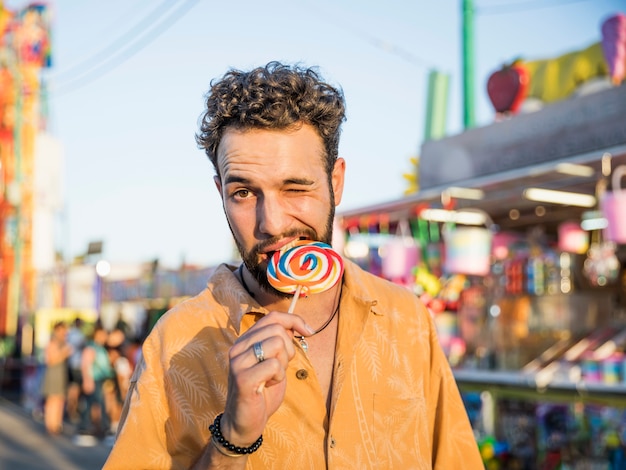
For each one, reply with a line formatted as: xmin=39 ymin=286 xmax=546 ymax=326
xmin=103 ymin=260 xmax=483 ymax=469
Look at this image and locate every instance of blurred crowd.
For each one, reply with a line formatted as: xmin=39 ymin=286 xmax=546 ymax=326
xmin=39 ymin=317 xmax=142 ymax=446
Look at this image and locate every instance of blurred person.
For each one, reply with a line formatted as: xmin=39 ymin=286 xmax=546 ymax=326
xmin=104 ymin=333 xmax=133 ymax=434
xmin=77 ymin=323 xmax=114 ymax=441
xmin=40 ymin=321 xmax=72 ymax=435
xmin=125 ymin=335 xmax=144 ymax=372
xmin=104 ymin=62 xmax=482 ymax=469
xmin=106 ymin=324 xmax=127 ymax=352
xmin=65 ymin=316 xmax=86 ymax=423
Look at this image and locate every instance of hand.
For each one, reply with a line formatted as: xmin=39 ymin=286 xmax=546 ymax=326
xmin=220 ymin=311 xmax=313 ymax=447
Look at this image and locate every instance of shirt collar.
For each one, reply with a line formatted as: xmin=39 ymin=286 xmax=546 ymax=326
xmin=341 ymin=259 xmax=383 ymax=316
xmin=208 ymin=264 xmax=267 ymax=334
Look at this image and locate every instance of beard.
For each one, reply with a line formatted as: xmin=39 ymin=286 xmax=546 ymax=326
xmin=228 ymin=200 xmax=336 ymax=298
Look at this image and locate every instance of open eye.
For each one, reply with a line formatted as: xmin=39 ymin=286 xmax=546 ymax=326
xmin=233 ymin=189 xmax=251 ymax=199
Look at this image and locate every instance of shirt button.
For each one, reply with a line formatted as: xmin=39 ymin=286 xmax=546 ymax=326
xmin=329 ymin=436 xmax=336 ymax=448
xmin=295 ymin=369 xmax=308 ymax=380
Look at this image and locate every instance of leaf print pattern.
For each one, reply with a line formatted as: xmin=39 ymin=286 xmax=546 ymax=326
xmin=168 ymin=366 xmax=210 ymax=410
xmin=173 ymin=336 xmax=211 ymax=360
xmin=371 ymin=318 xmax=401 ymax=368
xmin=356 ymin=334 xmax=383 ymax=383
xmin=103 ymin=261 xmax=483 ymax=470
xmin=167 ymin=381 xmax=196 ymax=427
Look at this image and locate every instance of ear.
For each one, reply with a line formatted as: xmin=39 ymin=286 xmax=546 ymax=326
xmin=214 ymin=175 xmax=223 ymax=199
xmin=331 ymin=158 xmax=346 ymax=206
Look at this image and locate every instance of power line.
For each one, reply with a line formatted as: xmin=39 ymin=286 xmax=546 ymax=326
xmin=49 ymin=0 xmax=178 ymax=81
xmin=51 ymin=0 xmax=199 ymax=94
xmin=352 ymin=29 xmax=435 ymax=69
xmin=48 ymin=0 xmax=162 ymax=79
xmin=304 ymin=2 xmax=437 ymax=70
xmin=50 ymin=0 xmax=200 ymax=97
xmin=477 ymin=0 xmax=592 ymax=15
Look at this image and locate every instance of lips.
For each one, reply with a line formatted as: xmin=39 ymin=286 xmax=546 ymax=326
xmin=262 ymin=236 xmax=309 ymax=257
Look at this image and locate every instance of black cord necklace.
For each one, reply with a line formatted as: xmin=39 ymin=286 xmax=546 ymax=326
xmin=293 ymin=299 xmax=339 ymax=353
xmin=238 ymin=264 xmax=255 ymax=298
xmin=237 ymin=264 xmax=341 ymax=353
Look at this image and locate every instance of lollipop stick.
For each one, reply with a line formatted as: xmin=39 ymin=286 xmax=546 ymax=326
xmin=287 ymin=285 xmax=302 ymax=313
xmin=258 ymin=285 xmax=302 ymax=394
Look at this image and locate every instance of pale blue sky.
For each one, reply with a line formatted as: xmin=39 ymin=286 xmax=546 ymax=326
xmin=9 ymin=0 xmax=623 ymax=267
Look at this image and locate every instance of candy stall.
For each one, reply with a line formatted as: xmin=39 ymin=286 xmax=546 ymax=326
xmin=337 ymin=82 xmax=626 ymax=468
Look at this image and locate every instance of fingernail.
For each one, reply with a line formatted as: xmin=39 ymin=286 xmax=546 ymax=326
xmin=304 ymin=323 xmax=315 ymax=335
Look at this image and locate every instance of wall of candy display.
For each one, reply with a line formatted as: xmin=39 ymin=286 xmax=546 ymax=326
xmin=340 ymin=209 xmax=626 ymax=467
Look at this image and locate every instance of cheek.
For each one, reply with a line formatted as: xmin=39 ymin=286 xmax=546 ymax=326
xmin=292 ymin=198 xmax=330 ymax=225
xmin=225 ymin=203 xmax=255 ymax=237
xmin=225 ymin=203 xmax=245 ymax=226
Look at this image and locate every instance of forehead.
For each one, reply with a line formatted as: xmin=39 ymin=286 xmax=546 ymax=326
xmin=217 ymin=125 xmax=325 ymax=178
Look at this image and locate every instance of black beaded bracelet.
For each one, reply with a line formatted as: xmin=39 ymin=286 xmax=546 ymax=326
xmin=209 ymin=413 xmax=263 ymax=456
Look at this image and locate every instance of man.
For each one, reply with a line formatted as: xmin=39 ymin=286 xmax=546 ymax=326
xmin=104 ymin=61 xmax=483 ymax=469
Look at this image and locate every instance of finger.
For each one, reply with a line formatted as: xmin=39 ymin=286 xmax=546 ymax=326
xmin=232 ymin=317 xmax=302 ymax=358
xmin=229 ymin=333 xmax=292 ymax=399
xmin=253 ymin=359 xmax=288 ymax=391
xmin=251 ymin=336 xmax=291 ymax=369
xmin=230 ymin=335 xmax=291 ymax=375
xmin=230 ymin=354 xmax=287 ymax=394
xmin=252 ymin=340 xmax=265 ymax=363
xmin=245 ymin=311 xmax=315 ymax=339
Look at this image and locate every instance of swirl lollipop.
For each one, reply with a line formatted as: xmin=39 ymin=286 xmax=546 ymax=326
xmin=268 ymin=240 xmax=344 ymax=313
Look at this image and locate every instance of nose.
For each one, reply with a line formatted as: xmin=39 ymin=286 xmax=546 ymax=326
xmin=257 ymin=194 xmax=291 ymax=237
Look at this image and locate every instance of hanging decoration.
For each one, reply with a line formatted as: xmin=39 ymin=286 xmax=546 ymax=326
xmin=600 ymin=165 xmax=626 ymax=244
xmin=584 ymin=179 xmax=621 ymax=287
xmin=601 ymin=13 xmax=626 ymax=85
xmin=486 ymin=59 xmax=529 ymax=115
xmin=380 ymin=218 xmax=420 ymax=287
xmin=442 ymin=209 xmax=495 ymax=277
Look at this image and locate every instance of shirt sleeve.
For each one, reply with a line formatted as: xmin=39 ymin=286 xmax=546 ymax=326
xmin=102 ymin=329 xmax=179 ymax=469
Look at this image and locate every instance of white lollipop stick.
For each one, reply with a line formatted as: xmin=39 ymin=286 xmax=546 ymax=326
xmin=257 ymin=283 xmax=303 ymax=395
xmin=287 ymin=285 xmax=303 ymax=314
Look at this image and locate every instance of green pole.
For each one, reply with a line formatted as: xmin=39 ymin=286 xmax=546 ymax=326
xmin=424 ymin=70 xmax=450 ymax=141
xmin=462 ymin=0 xmax=475 ymax=129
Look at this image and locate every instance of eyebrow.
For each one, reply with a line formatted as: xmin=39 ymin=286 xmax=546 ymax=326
xmin=223 ymin=175 xmax=315 ymax=186
xmin=284 ymin=177 xmax=315 ymax=186
xmin=223 ymin=175 xmax=249 ymax=185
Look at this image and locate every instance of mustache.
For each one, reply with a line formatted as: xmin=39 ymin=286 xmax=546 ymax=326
xmin=250 ymin=228 xmax=319 ymax=257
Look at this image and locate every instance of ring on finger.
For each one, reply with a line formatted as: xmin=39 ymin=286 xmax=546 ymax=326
xmin=253 ymin=341 xmax=265 ymax=363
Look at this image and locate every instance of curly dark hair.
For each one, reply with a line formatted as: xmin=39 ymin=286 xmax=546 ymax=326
xmin=196 ymin=61 xmax=346 ymax=177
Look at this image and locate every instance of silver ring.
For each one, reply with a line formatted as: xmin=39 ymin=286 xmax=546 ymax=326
xmin=253 ymin=341 xmax=265 ymax=363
